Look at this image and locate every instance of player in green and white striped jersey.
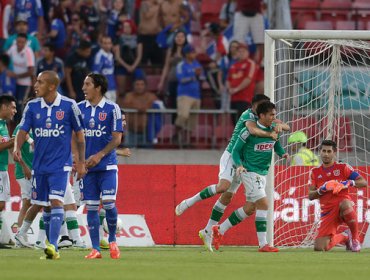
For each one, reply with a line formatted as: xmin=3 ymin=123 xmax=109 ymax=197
xmin=175 ymin=95 xmax=290 ymax=251
xmin=213 ymin=101 xmax=289 ymax=252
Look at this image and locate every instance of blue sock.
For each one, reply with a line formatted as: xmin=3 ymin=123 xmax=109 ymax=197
xmin=49 ymin=207 xmax=64 ymax=251
xmin=87 ymin=205 xmax=100 ymax=251
xmin=43 ymin=211 xmax=51 ymax=242
xmin=103 ymin=202 xmax=118 ymax=243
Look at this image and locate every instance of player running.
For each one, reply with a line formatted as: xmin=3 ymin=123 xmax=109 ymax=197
xmin=175 ymin=94 xmax=289 ymax=251
xmin=13 ymin=71 xmax=86 ymax=259
xmin=78 ymin=73 xmax=123 ymax=259
xmin=308 ymin=140 xmax=368 ymax=252
xmin=212 ymin=101 xmax=289 ymax=252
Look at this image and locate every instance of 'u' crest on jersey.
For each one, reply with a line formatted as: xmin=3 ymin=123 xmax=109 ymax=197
xmin=99 ymin=112 xmax=107 ymax=121
xmin=56 ymin=111 xmax=65 ymax=120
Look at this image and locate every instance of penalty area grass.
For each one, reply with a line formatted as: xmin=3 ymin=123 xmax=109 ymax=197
xmin=1 ymin=246 xmax=370 ymax=280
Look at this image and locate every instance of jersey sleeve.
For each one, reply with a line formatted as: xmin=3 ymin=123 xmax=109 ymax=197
xmin=70 ymin=101 xmax=84 ymax=132
xmin=344 ymin=163 xmax=361 ymax=180
xmin=274 ymin=140 xmax=286 ymax=157
xmin=112 ymin=104 xmax=123 ymax=133
xmin=231 ymin=128 xmax=249 ymax=166
xmin=19 ymin=103 xmax=32 ymax=133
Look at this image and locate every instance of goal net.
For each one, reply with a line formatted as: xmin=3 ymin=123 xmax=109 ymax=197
xmin=265 ymin=30 xmax=370 ymax=248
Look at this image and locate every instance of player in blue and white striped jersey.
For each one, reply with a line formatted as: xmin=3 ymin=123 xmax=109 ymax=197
xmin=78 ymin=73 xmax=123 ymax=259
xmin=13 ymin=70 xmax=86 ymax=259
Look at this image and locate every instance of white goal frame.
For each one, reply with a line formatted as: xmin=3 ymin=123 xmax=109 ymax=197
xmin=264 ymin=30 xmax=370 ymax=246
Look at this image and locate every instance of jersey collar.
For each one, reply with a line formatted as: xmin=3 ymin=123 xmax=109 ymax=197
xmin=85 ymin=97 xmax=106 ymax=108
xmin=41 ymin=93 xmax=62 ymax=108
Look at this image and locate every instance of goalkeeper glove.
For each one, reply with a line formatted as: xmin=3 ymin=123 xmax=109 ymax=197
xmin=317 ymin=180 xmax=337 ymax=195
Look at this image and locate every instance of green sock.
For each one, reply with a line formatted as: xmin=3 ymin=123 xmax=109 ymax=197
xmin=199 ymin=185 xmax=217 ymax=199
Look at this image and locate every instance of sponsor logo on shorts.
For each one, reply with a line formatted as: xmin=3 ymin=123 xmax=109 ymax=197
xmin=50 ymin=190 xmax=65 ymax=196
xmin=102 ymin=189 xmax=115 ymax=195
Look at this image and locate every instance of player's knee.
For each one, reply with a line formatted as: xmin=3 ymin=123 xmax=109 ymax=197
xmin=102 ymin=201 xmax=116 ymax=210
xmin=216 ymin=182 xmax=231 ymax=193
xmin=219 ymin=192 xmax=233 ymax=205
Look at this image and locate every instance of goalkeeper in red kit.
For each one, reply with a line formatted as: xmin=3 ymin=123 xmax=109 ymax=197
xmin=308 ymin=140 xmax=368 ymax=252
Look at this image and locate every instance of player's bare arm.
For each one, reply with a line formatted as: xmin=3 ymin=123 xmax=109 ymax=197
xmin=13 ymin=129 xmax=27 ymax=162
xmin=272 ymin=120 xmax=290 ymax=133
xmin=74 ymin=130 xmax=86 ymax=180
xmin=0 ymin=136 xmax=14 ymax=152
xmin=86 ymin=131 xmax=122 ymax=169
xmin=246 ymin=121 xmax=278 ymax=140
xmin=308 ymin=185 xmax=321 ymax=200
xmin=351 ymin=175 xmax=368 ymax=188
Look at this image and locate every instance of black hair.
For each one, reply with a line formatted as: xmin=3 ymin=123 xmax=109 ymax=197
xmin=17 ymin=33 xmax=28 ymax=40
xmin=256 ymin=101 xmax=275 ymax=117
xmin=0 ymin=54 xmax=11 ymax=67
xmin=43 ymin=42 xmax=56 ymax=52
xmin=320 ymin=139 xmax=337 ymax=151
xmin=252 ymin=94 xmax=270 ymax=105
xmin=170 ymin=30 xmax=188 ymax=56
xmin=86 ymin=73 xmax=108 ymax=95
xmin=0 ymin=95 xmax=17 ymax=107
xmin=78 ymin=40 xmax=92 ymax=50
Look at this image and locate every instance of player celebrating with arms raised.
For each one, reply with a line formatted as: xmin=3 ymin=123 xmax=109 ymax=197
xmin=78 ymin=73 xmax=123 ymax=259
xmin=308 ymin=140 xmax=368 ymax=252
xmin=13 ymin=71 xmax=86 ymax=259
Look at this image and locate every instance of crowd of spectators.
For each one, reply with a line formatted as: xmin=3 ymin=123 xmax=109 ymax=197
xmin=0 ymin=0 xmax=266 ymax=147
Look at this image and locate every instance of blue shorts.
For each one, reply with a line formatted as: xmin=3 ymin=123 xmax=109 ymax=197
xmin=31 ymin=172 xmax=69 ymax=206
xmin=81 ymin=170 xmax=118 ymax=204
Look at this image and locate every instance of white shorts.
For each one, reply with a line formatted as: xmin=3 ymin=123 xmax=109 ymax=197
xmin=64 ymin=183 xmax=76 ymax=205
xmin=241 ymin=172 xmax=267 ymax=202
xmin=233 ymin=11 xmax=264 ymax=44
xmin=0 ymin=171 xmax=10 ymax=202
xmin=218 ymin=150 xmax=241 ymax=194
xmin=16 ymin=178 xmax=32 ymax=200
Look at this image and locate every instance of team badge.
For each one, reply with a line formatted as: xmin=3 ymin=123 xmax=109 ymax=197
xmin=56 ymin=110 xmax=65 ymax=120
xmin=333 ymin=170 xmax=340 ymax=176
xmin=99 ymin=112 xmax=107 ymax=121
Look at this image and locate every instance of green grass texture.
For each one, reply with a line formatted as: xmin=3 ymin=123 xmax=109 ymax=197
xmin=1 ymin=246 xmax=370 ymax=280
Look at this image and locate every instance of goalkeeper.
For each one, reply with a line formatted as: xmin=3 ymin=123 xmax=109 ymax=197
xmin=308 ymin=140 xmax=368 ymax=252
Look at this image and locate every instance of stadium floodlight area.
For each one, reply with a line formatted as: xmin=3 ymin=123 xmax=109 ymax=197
xmin=265 ymin=30 xmax=370 ymax=248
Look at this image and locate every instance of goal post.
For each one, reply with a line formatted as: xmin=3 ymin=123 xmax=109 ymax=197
xmin=265 ymin=30 xmax=370 ymax=247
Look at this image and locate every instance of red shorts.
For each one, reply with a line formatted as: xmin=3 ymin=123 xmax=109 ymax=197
xmin=316 ymin=204 xmax=343 ymax=238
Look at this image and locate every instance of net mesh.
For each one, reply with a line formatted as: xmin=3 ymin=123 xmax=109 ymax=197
xmin=271 ymin=37 xmax=370 ymax=247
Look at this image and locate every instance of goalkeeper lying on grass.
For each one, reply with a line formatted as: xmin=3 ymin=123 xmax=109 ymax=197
xmin=308 ymin=140 xmax=368 ymax=252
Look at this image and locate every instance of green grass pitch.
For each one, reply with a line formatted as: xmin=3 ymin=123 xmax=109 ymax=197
xmin=1 ymin=247 xmax=370 ymax=280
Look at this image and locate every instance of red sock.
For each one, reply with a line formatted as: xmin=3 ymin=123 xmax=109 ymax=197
xmin=342 ymin=208 xmax=359 ymax=240
xmin=326 ymin=233 xmax=348 ymax=251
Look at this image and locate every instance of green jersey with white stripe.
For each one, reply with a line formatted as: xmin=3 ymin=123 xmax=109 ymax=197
xmin=232 ymin=123 xmax=286 ymax=175
xmin=0 ymin=119 xmax=10 ymax=171
xmin=226 ymin=109 xmax=257 ymax=153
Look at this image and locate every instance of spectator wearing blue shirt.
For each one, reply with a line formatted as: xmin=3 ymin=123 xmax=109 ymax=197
xmin=78 ymin=73 xmax=122 ymax=259
xmin=14 ymin=0 xmax=44 ymax=37
xmin=47 ymin=4 xmax=67 ymax=59
xmin=14 ymin=70 xmax=86 ymax=260
xmin=93 ymin=36 xmax=116 ymax=102
xmin=0 ymin=54 xmax=16 ymax=96
xmin=174 ymin=44 xmax=203 ymax=147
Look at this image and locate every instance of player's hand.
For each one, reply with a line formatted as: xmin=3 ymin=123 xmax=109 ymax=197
xmin=122 ymin=148 xmax=131 ymax=157
xmin=75 ymin=161 xmax=87 ymax=180
xmin=269 ymin=131 xmax=278 ymax=141
xmin=236 ymin=166 xmax=246 ymax=176
xmin=282 ymin=153 xmax=290 ymax=165
xmin=273 ymin=123 xmax=284 ymax=133
xmin=86 ymin=152 xmax=104 ymax=169
xmin=23 ymin=166 xmax=32 ymax=180
xmin=13 ymin=148 xmax=22 ymax=163
xmin=317 ymin=180 xmax=336 ymax=195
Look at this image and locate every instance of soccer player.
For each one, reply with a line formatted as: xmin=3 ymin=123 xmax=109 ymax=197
xmin=213 ymin=101 xmax=289 ymax=252
xmin=78 ymin=73 xmax=123 ymax=259
xmin=308 ymin=140 xmax=368 ymax=252
xmin=0 ymin=95 xmax=17 ymax=244
xmin=13 ymin=70 xmax=86 ymax=259
xmin=175 ymin=94 xmax=289 ymax=251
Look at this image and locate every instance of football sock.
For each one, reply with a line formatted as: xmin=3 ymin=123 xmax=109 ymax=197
xmin=19 ymin=219 xmax=32 ymax=236
xmin=187 ymin=184 xmax=217 ymax=207
xmin=37 ymin=217 xmax=46 ymax=242
xmin=87 ymin=205 xmax=100 ymax=251
xmin=49 ymin=207 xmax=64 ymax=251
xmin=255 ymin=210 xmax=268 ymax=247
xmin=103 ymin=202 xmax=118 ymax=243
xmin=66 ymin=210 xmax=81 ymax=242
xmin=43 ymin=211 xmax=51 ymax=242
xmin=342 ymin=207 xmax=359 ymax=240
xmin=205 ymin=200 xmax=227 ymax=233
xmin=326 ymin=232 xmax=347 ymax=251
xmin=219 ymin=207 xmax=248 ymax=235
xmin=99 ymin=208 xmax=106 ymax=241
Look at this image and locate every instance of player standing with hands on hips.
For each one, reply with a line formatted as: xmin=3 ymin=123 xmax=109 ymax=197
xmin=13 ymin=70 xmax=86 ymax=260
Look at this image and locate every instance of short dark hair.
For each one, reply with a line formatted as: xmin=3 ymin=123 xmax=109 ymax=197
xmin=86 ymin=73 xmax=108 ymax=95
xmin=0 ymin=95 xmax=16 ymax=107
xmin=256 ymin=101 xmax=276 ymax=117
xmin=0 ymin=54 xmax=11 ymax=67
xmin=251 ymin=94 xmax=270 ymax=105
xmin=78 ymin=40 xmax=92 ymax=50
xmin=43 ymin=42 xmax=56 ymax=52
xmin=320 ymin=139 xmax=337 ymax=151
